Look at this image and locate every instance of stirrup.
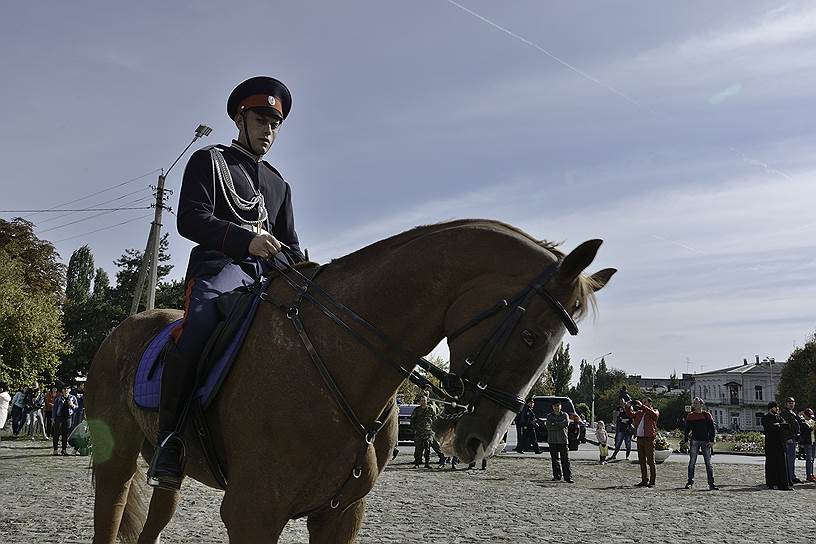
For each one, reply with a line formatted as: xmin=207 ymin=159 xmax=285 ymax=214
xmin=147 ymin=433 xmax=186 ymax=490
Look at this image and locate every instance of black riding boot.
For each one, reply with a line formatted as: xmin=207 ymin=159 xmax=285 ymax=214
xmin=147 ymin=343 xmax=198 ymax=490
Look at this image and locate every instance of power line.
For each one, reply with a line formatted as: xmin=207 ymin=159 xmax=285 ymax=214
xmin=53 ymin=213 xmax=153 ymax=244
xmin=26 ymin=168 xmax=161 ymax=218
xmin=34 ymin=187 xmax=152 ymax=225
xmin=2 ymin=206 xmax=153 ymax=213
xmin=37 ymin=197 xmax=154 ymax=234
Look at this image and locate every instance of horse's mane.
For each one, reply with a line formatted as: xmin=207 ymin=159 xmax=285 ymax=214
xmin=331 ymin=219 xmax=597 ymax=318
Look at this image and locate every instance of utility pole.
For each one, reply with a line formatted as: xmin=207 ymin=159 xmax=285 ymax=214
xmin=131 ymin=125 xmax=212 ymax=314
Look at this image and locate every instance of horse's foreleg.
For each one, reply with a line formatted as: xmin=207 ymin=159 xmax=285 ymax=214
xmin=136 ymin=487 xmax=180 ymax=544
xmin=220 ymin=487 xmax=288 ymax=543
xmin=307 ymin=499 xmax=365 ymax=544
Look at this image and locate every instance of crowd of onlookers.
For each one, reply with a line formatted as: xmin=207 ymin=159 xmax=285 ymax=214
xmin=0 ymin=380 xmax=86 ymax=456
xmin=400 ymin=385 xmax=815 ymax=492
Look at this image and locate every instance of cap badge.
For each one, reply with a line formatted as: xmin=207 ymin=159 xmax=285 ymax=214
xmin=268 ymin=96 xmax=276 ymax=106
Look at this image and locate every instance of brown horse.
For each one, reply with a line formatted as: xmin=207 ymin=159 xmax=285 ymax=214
xmin=86 ymin=219 xmax=615 ymax=543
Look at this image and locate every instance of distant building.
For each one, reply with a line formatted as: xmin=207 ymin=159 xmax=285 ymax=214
xmin=627 ymin=373 xmax=694 ymax=393
xmin=690 ymin=357 xmax=784 ymax=432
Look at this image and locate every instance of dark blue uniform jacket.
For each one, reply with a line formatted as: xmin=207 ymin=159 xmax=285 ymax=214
xmin=177 ymin=142 xmax=304 ymax=282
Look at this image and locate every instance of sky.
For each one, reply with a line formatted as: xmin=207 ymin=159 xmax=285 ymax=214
xmin=1 ymin=1 xmax=814 ymax=381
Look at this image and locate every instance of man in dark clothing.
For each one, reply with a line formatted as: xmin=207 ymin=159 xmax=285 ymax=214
xmin=516 ymin=399 xmax=541 ymax=454
xmin=52 ymin=385 xmax=77 ymax=456
xmin=779 ymin=396 xmax=803 ymax=484
xmin=147 ymin=76 xmax=306 ymax=490
xmin=762 ymin=401 xmax=791 ymax=490
xmin=545 ymin=400 xmax=573 ymax=483
xmin=683 ymin=397 xmax=718 ymax=490
xmin=610 ymin=406 xmax=633 ymax=460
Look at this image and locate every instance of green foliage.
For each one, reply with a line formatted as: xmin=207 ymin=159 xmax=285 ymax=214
xmin=778 ymin=332 xmax=816 ymax=409
xmin=575 ymin=402 xmax=590 ymax=419
xmin=529 ymin=366 xmax=555 ymax=396
xmin=547 ymin=343 xmax=572 ymax=395
xmin=595 ymin=379 xmax=644 ymax=424
xmin=0 ymin=217 xmax=65 ymax=299
xmin=0 ymin=251 xmax=67 ymax=386
xmin=397 ymin=356 xmax=447 ymax=403
xmin=66 ymin=245 xmax=95 ymax=303
xmin=92 ymin=268 xmax=110 ymax=299
xmin=58 ymin=236 xmax=178 ymax=380
xmin=573 ymin=359 xmax=593 ymax=405
xmin=652 ymin=392 xmax=690 ymax=430
xmin=110 ymin=233 xmax=173 ymax=313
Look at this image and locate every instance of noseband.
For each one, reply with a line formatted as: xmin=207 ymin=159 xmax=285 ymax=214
xmin=439 ymin=261 xmax=578 ymax=418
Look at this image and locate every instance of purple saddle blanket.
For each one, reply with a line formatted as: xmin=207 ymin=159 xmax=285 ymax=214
xmin=133 ymin=294 xmax=262 ymax=411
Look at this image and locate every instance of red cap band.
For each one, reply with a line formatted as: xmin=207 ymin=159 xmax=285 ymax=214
xmin=238 ymin=94 xmax=283 ymax=118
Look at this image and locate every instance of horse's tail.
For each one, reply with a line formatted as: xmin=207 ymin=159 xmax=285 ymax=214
xmin=90 ymin=444 xmax=150 ymax=544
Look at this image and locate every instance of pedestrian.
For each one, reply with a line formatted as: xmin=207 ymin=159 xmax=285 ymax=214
xmin=779 ymin=396 xmax=803 ymax=484
xmin=545 ymin=400 xmax=573 ymax=483
xmin=25 ymin=384 xmax=47 ymax=440
xmin=44 ymin=386 xmax=57 ymax=438
xmin=683 ymin=397 xmax=718 ymax=490
xmin=595 ymin=421 xmax=608 ymax=464
xmin=626 ymin=397 xmax=660 ymax=487
xmin=799 ymin=408 xmax=815 ymax=482
xmin=512 ymin=410 xmax=524 ymax=453
xmin=610 ymin=405 xmax=633 ymax=460
xmin=761 ymin=401 xmax=791 ymax=490
xmin=410 ymin=396 xmax=438 ymax=468
xmin=71 ymin=382 xmax=86 ymax=429
xmin=52 ymin=385 xmax=78 ymax=456
xmin=516 ymin=398 xmax=542 ymax=454
xmin=10 ymin=387 xmax=25 ymax=436
xmin=146 ymin=76 xmax=306 ymax=491
xmin=0 ymin=382 xmax=11 ymax=444
xmin=618 ymin=385 xmax=632 ymax=406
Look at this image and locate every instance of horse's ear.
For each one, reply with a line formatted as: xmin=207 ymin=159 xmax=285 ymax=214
xmin=558 ymin=239 xmax=603 ymax=283
xmin=588 ymin=268 xmax=617 ymax=292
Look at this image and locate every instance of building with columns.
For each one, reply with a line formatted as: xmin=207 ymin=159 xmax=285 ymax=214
xmin=690 ymin=357 xmax=784 ymax=431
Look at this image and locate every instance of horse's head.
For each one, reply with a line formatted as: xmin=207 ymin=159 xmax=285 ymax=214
xmin=433 ymin=239 xmax=615 ymax=463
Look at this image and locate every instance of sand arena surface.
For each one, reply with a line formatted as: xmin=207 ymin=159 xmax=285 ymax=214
xmin=2 ymin=438 xmax=814 ymax=543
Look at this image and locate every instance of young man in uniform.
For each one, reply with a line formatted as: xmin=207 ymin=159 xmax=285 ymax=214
xmin=147 ymin=76 xmax=305 ymax=489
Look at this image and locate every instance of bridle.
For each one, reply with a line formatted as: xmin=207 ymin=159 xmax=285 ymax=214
xmin=264 ymin=258 xmax=578 ymax=418
xmin=259 ymin=256 xmax=579 ymax=513
xmin=439 ymin=261 xmax=578 ymax=419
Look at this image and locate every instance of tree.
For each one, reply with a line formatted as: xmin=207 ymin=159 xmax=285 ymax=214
xmin=669 ymin=370 xmax=679 ymax=391
xmin=529 ymin=366 xmax=555 ymax=396
xmin=66 ymin=245 xmax=95 ymax=303
xmin=779 ymin=332 xmax=816 ymax=409
xmin=0 ymin=217 xmax=65 ymax=300
xmin=92 ymin=267 xmax=110 ymax=299
xmin=111 ymin=233 xmax=174 ymax=313
xmin=0 ymin=251 xmax=67 ymax=386
xmin=573 ymin=359 xmax=593 ymax=405
xmin=653 ymin=392 xmax=690 ymax=430
xmin=575 ymin=402 xmax=590 ymax=420
xmin=547 ymin=343 xmax=573 ymax=395
xmin=595 ymin=379 xmax=644 ymax=426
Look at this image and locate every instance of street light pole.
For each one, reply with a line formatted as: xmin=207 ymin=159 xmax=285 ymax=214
xmin=590 ymin=351 xmax=613 ymax=425
xmin=130 ymin=124 xmax=212 ymax=314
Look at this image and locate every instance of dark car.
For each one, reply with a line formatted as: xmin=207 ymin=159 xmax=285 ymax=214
xmin=531 ymin=395 xmax=587 ymax=451
xmin=398 ymin=404 xmax=418 ymax=444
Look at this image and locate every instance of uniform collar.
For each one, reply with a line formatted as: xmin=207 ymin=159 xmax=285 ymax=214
xmin=230 ymin=140 xmax=263 ymax=163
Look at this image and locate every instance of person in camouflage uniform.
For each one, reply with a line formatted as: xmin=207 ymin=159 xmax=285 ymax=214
xmin=411 ymin=396 xmax=438 ymax=468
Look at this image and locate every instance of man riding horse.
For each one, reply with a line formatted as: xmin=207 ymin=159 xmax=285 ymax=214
xmin=147 ymin=76 xmax=305 ymax=490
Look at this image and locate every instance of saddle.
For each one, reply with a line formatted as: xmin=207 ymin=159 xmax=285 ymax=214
xmin=133 ymin=263 xmax=321 ymax=489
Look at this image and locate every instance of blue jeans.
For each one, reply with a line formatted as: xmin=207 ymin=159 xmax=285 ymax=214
xmin=687 ymin=440 xmax=715 ymax=486
xmin=785 ymin=439 xmax=797 ymax=483
xmin=805 ymin=444 xmax=815 ymax=479
xmin=612 ymin=431 xmax=631 ymax=457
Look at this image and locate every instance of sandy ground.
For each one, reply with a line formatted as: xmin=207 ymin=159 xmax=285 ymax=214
xmin=2 ymin=436 xmax=814 ymax=543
